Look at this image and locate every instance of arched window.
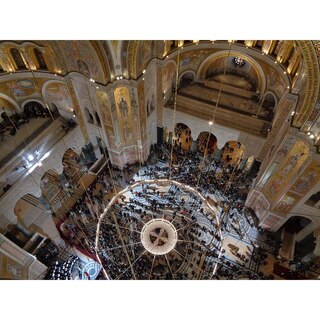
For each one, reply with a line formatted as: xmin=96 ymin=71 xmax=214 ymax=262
xmin=95 ymin=112 xmax=101 ymax=127
xmin=84 ymin=108 xmax=94 ymax=124
xmin=10 ymin=48 xmax=27 ymax=70
xmin=34 ymin=48 xmax=48 ymax=70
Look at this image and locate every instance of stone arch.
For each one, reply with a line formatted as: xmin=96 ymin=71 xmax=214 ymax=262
xmin=41 ymin=79 xmax=66 ymax=98
xmin=277 ymin=214 xmax=316 ymax=230
xmin=178 ymin=70 xmax=197 ymax=85
xmin=264 ymin=91 xmax=278 ymax=107
xmin=0 ymin=93 xmax=20 ymax=112
xmin=76 ymin=58 xmax=91 ymax=78
xmin=22 ymin=100 xmax=49 ymax=118
xmin=197 ymin=50 xmax=266 ymax=95
xmin=221 ymin=140 xmax=246 ymax=166
xmin=42 ymin=79 xmax=74 ymax=119
xmin=196 ymin=131 xmax=218 ymax=155
xmin=21 ymin=99 xmax=47 ymax=111
xmin=174 ymin=122 xmax=193 ymax=151
xmin=260 ymin=91 xmax=278 ymax=122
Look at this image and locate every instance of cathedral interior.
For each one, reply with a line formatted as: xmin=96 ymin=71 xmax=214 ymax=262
xmin=1 ymin=40 xmax=320 ymax=280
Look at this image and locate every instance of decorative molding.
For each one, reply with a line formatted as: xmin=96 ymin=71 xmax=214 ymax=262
xmin=293 ymin=41 xmax=319 ymax=130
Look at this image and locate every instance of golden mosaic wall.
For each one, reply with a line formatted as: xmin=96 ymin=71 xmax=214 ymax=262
xmin=114 ymin=86 xmax=134 ymax=146
xmin=137 ymin=79 xmax=147 ymax=143
xmin=275 ymin=159 xmax=320 ymax=213
xmin=96 ymin=91 xmax=117 ymax=150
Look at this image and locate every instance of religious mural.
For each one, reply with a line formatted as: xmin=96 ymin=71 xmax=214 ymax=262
xmin=44 ymin=82 xmax=72 ymax=112
xmin=57 ymin=41 xmax=103 ymax=82
xmin=261 ymin=214 xmax=282 ymax=231
xmin=275 ymin=192 xmax=297 ymax=213
xmin=136 ymin=41 xmax=153 ymax=76
xmin=179 ymin=49 xmax=213 ymax=74
xmin=263 ymin=140 xmax=310 ymax=205
xmin=137 ymin=80 xmax=147 ymax=143
xmin=7 ymin=79 xmax=36 ymax=98
xmin=261 ymin=60 xmax=287 ymax=99
xmin=96 ymin=91 xmax=117 ymax=149
xmin=76 ymin=59 xmax=91 ymax=78
xmin=162 ymin=61 xmax=176 ymax=94
xmin=291 ymin=160 xmax=320 ymax=195
xmin=114 ymin=87 xmax=134 ymax=145
xmin=275 ymin=135 xmax=297 ymax=160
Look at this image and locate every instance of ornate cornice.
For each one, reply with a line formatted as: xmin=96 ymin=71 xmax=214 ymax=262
xmin=128 ymin=41 xmax=139 ymax=79
xmin=293 ymin=41 xmax=320 ymax=131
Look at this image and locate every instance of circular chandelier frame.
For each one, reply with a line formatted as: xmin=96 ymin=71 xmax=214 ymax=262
xmin=94 ymin=178 xmax=223 ymax=280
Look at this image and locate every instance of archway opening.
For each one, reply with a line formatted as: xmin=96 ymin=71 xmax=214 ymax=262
xmin=10 ymin=48 xmax=27 ymax=70
xmin=196 ymin=131 xmax=217 ymax=155
xmin=279 ymin=216 xmax=315 ymax=260
xmin=179 ymin=72 xmax=195 ymax=87
xmin=173 ymin=123 xmax=192 ymax=151
xmin=282 ymin=216 xmax=312 ymax=234
xmin=95 ymin=112 xmax=101 ymax=127
xmin=24 ymin=101 xmax=49 ymax=119
xmin=34 ymin=48 xmax=48 ymax=70
xmin=84 ymin=108 xmax=94 ymax=124
xmin=203 ymin=54 xmax=259 ymax=92
xmin=221 ymin=141 xmax=245 ymax=167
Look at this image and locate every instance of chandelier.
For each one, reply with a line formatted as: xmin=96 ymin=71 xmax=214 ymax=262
xmin=233 ymin=56 xmax=246 ymax=67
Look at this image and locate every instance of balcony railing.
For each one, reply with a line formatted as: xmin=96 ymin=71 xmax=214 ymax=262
xmin=0 ymin=117 xmax=78 ymax=199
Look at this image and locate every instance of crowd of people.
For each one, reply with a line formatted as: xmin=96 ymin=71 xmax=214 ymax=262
xmin=41 ymin=141 xmax=312 ymax=280
xmin=0 ymin=104 xmax=50 ymax=139
xmin=45 ymin=256 xmax=80 ymax=280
